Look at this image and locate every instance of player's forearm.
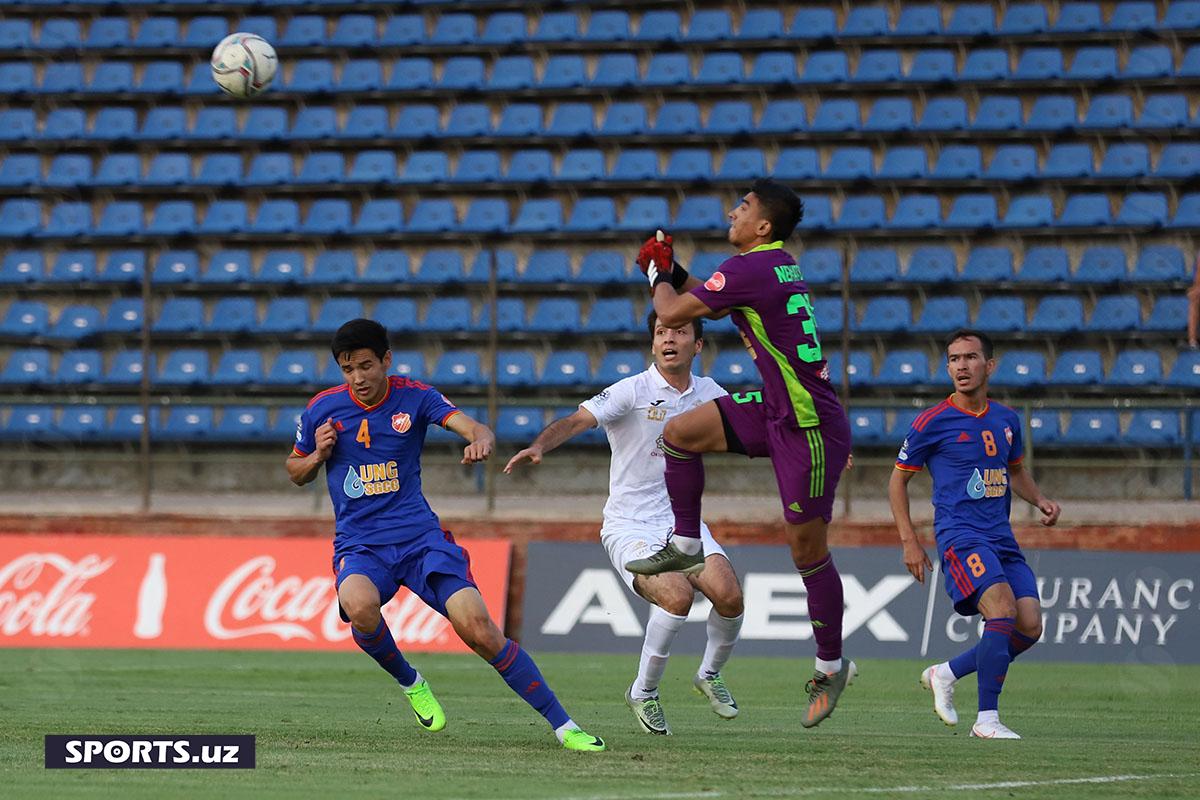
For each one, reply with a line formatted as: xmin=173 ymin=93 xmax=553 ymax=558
xmin=531 ymin=415 xmax=589 ymax=455
xmin=652 ymin=284 xmax=694 ymax=328
xmin=286 ymin=453 xmax=324 ymax=486
xmin=888 ymin=473 xmax=919 ymax=543
xmin=1009 ymin=467 xmax=1046 ymax=508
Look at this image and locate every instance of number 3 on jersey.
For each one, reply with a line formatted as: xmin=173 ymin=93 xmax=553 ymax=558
xmin=356 ymin=418 xmax=371 ymax=449
xmin=786 ymin=292 xmax=823 ymax=363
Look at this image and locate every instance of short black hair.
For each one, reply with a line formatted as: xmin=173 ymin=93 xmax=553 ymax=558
xmin=646 ymin=309 xmax=703 ymax=340
xmin=750 ymin=178 xmax=804 ymax=241
xmin=946 ymin=328 xmax=994 ymax=360
xmin=331 ymin=318 xmax=389 ymax=361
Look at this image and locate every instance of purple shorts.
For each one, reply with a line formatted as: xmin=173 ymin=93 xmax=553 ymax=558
xmin=715 ymin=392 xmax=851 ymax=524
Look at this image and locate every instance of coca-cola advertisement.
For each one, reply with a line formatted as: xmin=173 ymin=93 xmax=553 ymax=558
xmin=0 ymin=535 xmax=510 ymax=652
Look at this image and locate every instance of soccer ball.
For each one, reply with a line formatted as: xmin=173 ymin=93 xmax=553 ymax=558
xmin=210 ymin=33 xmax=277 ymax=98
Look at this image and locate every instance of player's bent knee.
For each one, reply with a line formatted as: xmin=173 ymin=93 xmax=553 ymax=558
xmin=713 ymin=593 xmax=744 ymax=618
xmin=452 ymin=612 xmax=505 ymax=658
xmin=345 ymin=603 xmax=382 ymax=633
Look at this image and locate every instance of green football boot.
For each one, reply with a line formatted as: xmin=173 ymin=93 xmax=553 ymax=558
xmin=693 ymin=673 xmax=739 ymax=720
xmin=561 ymin=727 xmax=606 ymax=752
xmin=403 ymin=679 xmax=446 ymax=732
xmin=624 ymin=539 xmax=705 ymax=576
xmin=801 ymin=660 xmax=857 ymax=729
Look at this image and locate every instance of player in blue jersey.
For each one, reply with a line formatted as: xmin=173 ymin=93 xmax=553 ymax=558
xmin=286 ymin=319 xmax=605 ymax=752
xmin=889 ymin=329 xmax=1061 ymax=740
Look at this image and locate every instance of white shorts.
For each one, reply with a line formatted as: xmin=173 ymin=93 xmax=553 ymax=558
xmin=600 ymin=521 xmax=728 ymax=593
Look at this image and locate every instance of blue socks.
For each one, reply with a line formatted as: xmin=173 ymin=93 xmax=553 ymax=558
xmin=976 ymin=617 xmax=1015 ymax=712
xmin=352 ymin=618 xmax=418 ymax=687
xmin=948 ymin=627 xmax=1039 ymax=679
xmin=489 ymin=638 xmax=571 ymax=730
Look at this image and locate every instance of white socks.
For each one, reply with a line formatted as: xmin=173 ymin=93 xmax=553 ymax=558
xmin=698 ymin=610 xmax=743 ymax=678
xmin=815 ymin=657 xmax=843 ymax=676
xmin=976 ymin=709 xmax=999 ymax=724
xmin=631 ymin=607 xmax=687 ymax=700
xmin=400 ymin=671 xmax=423 ymax=691
xmin=673 ymin=536 xmax=702 ymax=555
xmin=554 ymin=720 xmax=577 ymax=742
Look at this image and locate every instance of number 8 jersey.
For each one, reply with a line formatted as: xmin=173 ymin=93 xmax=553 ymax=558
xmin=689 ymin=241 xmax=844 ymax=430
xmin=895 ymin=397 xmax=1025 ymax=544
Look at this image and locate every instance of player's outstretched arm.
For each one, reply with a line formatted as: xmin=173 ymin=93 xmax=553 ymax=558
xmin=445 ymin=411 xmax=495 ymax=465
xmin=1008 ymin=463 xmax=1061 ymax=526
xmin=286 ymin=417 xmax=336 ymax=486
xmin=889 ymin=467 xmax=933 ymax=583
xmin=503 ymin=407 xmax=598 ymax=474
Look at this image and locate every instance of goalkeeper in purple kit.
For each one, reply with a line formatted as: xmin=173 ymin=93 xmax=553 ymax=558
xmin=286 ymin=319 xmax=605 ymax=752
xmin=624 ymin=180 xmax=856 ymax=729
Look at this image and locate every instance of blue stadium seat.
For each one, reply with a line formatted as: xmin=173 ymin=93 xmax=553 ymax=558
xmin=945 ymin=194 xmax=998 ymax=230
xmin=933 ymin=145 xmax=982 ymax=180
xmin=101 ymin=298 xmax=143 ymax=333
xmin=1073 ymin=246 xmax=1126 ymax=284
xmin=341 ymin=106 xmax=389 ymax=139
xmin=590 ymin=54 xmax=638 ymax=89
xmin=89 ymin=107 xmax=137 ymax=142
xmin=1086 ymin=294 xmax=1140 ymax=331
xmin=187 ymin=107 xmax=235 ymax=141
xmin=538 ymin=55 xmax=586 ymax=89
xmin=610 ymin=150 xmax=658 ymax=181
xmin=361 ymin=250 xmax=410 ymax=284
xmin=905 ymin=49 xmax=954 ymax=83
xmin=495 ymin=351 xmax=537 ymax=388
xmin=596 ymin=102 xmax=644 ymax=137
xmin=1015 ymin=48 xmax=1063 ymax=81
xmin=92 ymin=153 xmax=139 ymax=187
xmin=239 ymin=107 xmax=287 ymax=142
xmin=47 ymin=251 xmax=95 ymax=283
xmin=267 ymin=350 xmax=318 ymax=386
xmin=468 ymin=250 xmax=518 ymax=285
xmin=1116 ymin=192 xmax=1167 ymax=228
xmin=789 ymin=7 xmax=836 ymax=39
xmin=1166 ymin=2 xmax=1200 ymax=28
xmin=206 ymin=297 xmax=257 ymax=334
xmin=1167 ymin=351 xmax=1200 ymax=388
xmin=421 ymin=298 xmax=473 ymax=333
xmin=495 ymin=408 xmax=544 ymax=443
xmin=329 ymin=14 xmax=375 ymax=47
xmin=288 ymin=60 xmax=336 ymax=93
xmin=1049 ymin=350 xmax=1103 ymax=385
xmin=41 ymin=202 xmax=92 ymax=238
xmin=280 ymin=15 xmax=326 ymax=47
xmin=811 ymin=296 xmax=843 ymax=333
xmin=0 ymin=250 xmax=42 ymax=284
xmin=0 ymin=109 xmax=35 ymax=142
xmin=390 ymin=104 xmax=438 ymax=139
xmin=201 ymin=249 xmax=252 ymax=283
xmin=836 ymin=196 xmax=885 ymax=230
xmin=903 ymin=247 xmax=956 ymax=284
xmin=182 ymin=16 xmax=225 ymax=48
xmin=565 ymin=197 xmax=616 ymax=232
xmin=306 ymin=251 xmax=357 ymax=284
xmin=37 ymin=18 xmax=81 ymax=49
xmin=0 ymin=154 xmax=40 ymax=188
xmin=557 ymin=149 xmax=605 ymax=182
xmin=878 ymin=147 xmax=928 ymax=179
xmin=431 ymin=351 xmax=484 ymax=388
xmin=159 ymin=349 xmax=208 ymax=386
xmin=400 ymin=151 xmax=449 ymax=184
xmin=1138 ymin=94 xmax=1187 ymax=129
xmin=960 ymin=49 xmax=1008 ymax=81
xmin=972 ymin=95 xmax=1022 ymax=131
xmin=542 ymin=351 xmax=592 ymax=387
xmin=664 ymin=149 xmax=712 ymax=181
xmin=528 ymin=298 xmax=582 ymax=333
xmin=1126 ymin=411 xmax=1180 ymax=448
xmin=138 ymin=61 xmax=183 ymax=94
xmin=674 ymin=196 xmax=724 ymax=231
xmin=799 ymin=51 xmax=847 ymax=85
xmin=212 ymin=350 xmax=264 ymax=386
xmin=87 ymin=61 xmax=134 ymax=93
xmin=702 ymin=103 xmax=752 ymax=138
xmin=1055 ymin=3 xmax=1103 ymax=32
xmin=1029 ymin=296 xmax=1084 ymax=332
xmin=846 ymin=408 xmax=887 ymax=447
xmin=259 ymin=250 xmax=305 ymax=284
xmin=152 ymin=297 xmax=203 ymax=333
xmin=1109 ymin=1 xmax=1158 ymax=31
xmin=407 ymin=199 xmax=456 ymax=233
xmin=0 ymin=62 xmax=34 ymax=95
xmin=696 ymin=52 xmax=743 ymax=85
xmin=438 ymin=56 xmax=484 ymax=91
xmin=512 ymin=199 xmax=563 ymax=233
xmin=644 ymin=53 xmax=690 ymax=87
xmin=260 ymin=298 xmax=309 ymax=334
xmin=144 ymin=153 xmax=191 ymax=187
xmin=912 ymin=297 xmax=969 ymax=333
xmin=2 ymin=405 xmax=54 ymax=439
xmin=1058 ymin=193 xmax=1112 ymax=227
xmin=105 ymin=352 xmax=152 ymax=387
xmin=774 ymin=147 xmax=819 ymax=180
xmin=1027 ymin=410 xmax=1062 ymax=446
xmin=86 ymin=17 xmax=130 ymax=49
xmin=580 ymin=251 xmax=628 ymax=285
xmin=1019 ymin=247 xmax=1070 ymax=282
xmin=888 ymin=195 xmax=940 ymax=229
xmin=654 ymin=101 xmax=701 ymax=135
xmin=487 ymin=55 xmax=535 ymax=91
xmin=1000 ymin=195 xmax=1054 ymax=228
xmin=1027 ymin=95 xmax=1078 ymax=132
xmin=522 ymin=250 xmax=572 ymax=283
xmin=1098 ymin=143 xmax=1148 ymax=179
xmin=1061 ymin=410 xmax=1119 ymax=446
xmin=1132 ymin=245 xmax=1186 ymax=282
xmin=948 ymin=4 xmax=995 ymax=34
xmin=984 ymin=145 xmax=1037 ymax=182
xmin=0 ymin=349 xmax=49 ymax=386
xmin=920 ymin=97 xmax=968 ymax=131
xmin=479 ymin=12 xmax=525 ymax=45
xmin=963 ymin=247 xmax=1013 ymax=281
xmin=856 ymin=297 xmax=911 ymax=333
xmin=584 ymin=298 xmax=638 ymax=334
xmin=1124 ymin=45 xmax=1172 ymax=79
xmin=877 ymin=351 xmax=931 ymax=386
xmin=55 ymin=350 xmax=102 ymax=384
xmin=97 ymin=251 xmax=143 ymax=283
xmin=477 ymin=297 xmax=526 ymax=332
xmin=1157 ymin=143 xmax=1200 ymax=179
xmin=635 ymin=9 xmax=681 ymax=42
xmin=825 ymin=351 xmax=874 ymax=389
xmin=212 ymin=407 xmax=268 ymax=442
xmin=758 ymin=100 xmax=808 ymax=134
xmin=148 ymin=200 xmax=195 ymax=235
xmin=1041 ymin=143 xmax=1093 ymax=179
xmin=811 ymin=98 xmax=859 ymax=132
xmin=849 ymin=249 xmax=899 ymax=282
xmin=709 ymin=350 xmax=756 ymax=388
xmin=1070 ymin=46 xmax=1119 ymax=80
xmin=430 ymin=13 xmax=476 ymax=45
xmin=291 ymin=107 xmax=337 ymax=141
xmin=443 ymin=104 xmax=492 ymax=137
xmin=249 ymin=199 xmax=299 ymax=234
xmin=1187 ymin=47 xmax=1200 ymax=79
xmin=348 ymin=150 xmax=396 ymax=185
xmin=717 ymin=148 xmax=766 ymax=181
xmin=41 ymin=61 xmax=83 ymax=93
xmin=864 ymin=97 xmax=914 ymax=132
xmin=313 ymin=298 xmax=363 ymax=334
xmin=1169 ymin=193 xmax=1200 ymax=229
xmin=855 ymin=50 xmax=902 ymax=83
xmin=353 ymin=199 xmax=401 ymax=234
xmin=991 ymin=351 xmax=1046 ymax=387
xmin=1108 ymin=350 xmax=1162 ymax=387
xmin=378 ymin=14 xmax=422 ymax=46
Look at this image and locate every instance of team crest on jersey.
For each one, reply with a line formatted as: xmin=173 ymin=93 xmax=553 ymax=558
xmin=1004 ymin=425 xmax=1013 ymax=445
xmin=704 ymin=272 xmax=726 ymax=292
xmin=897 ymin=438 xmax=909 ymax=461
xmin=391 ymin=412 xmax=412 ymax=434
xmin=647 ymin=406 xmax=666 ymax=421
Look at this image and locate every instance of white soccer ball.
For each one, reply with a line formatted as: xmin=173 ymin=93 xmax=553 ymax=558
xmin=210 ymin=32 xmax=277 ymax=98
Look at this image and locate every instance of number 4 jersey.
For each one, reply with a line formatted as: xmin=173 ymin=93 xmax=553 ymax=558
xmin=895 ymin=397 xmax=1025 ymax=545
xmin=689 ymin=241 xmax=844 ymax=430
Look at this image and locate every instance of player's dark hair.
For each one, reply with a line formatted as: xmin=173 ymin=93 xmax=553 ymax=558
xmin=331 ymin=318 xmax=389 ymax=361
xmin=946 ymin=328 xmax=994 ymax=360
xmin=647 ymin=309 xmax=703 ymax=340
xmin=750 ymin=178 xmax=804 ymax=241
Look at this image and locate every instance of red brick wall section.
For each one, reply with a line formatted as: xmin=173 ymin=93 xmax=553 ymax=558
xmin=4 ymin=515 xmax=1198 ymax=638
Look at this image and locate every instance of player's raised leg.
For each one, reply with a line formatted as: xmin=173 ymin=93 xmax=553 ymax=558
xmin=689 ymin=553 xmax=744 ymax=719
xmin=626 ymin=400 xmax=728 ymax=575
xmin=443 ymin=585 xmax=605 ymax=751
xmin=337 ymin=572 xmax=444 ymax=732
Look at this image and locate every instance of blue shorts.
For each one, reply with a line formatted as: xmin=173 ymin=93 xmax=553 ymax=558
xmin=939 ymin=536 xmax=1038 ymax=617
xmin=332 ymin=528 xmax=477 ymax=621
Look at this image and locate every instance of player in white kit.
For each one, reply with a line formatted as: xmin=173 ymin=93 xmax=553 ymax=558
xmin=504 ymin=313 xmax=745 ymax=735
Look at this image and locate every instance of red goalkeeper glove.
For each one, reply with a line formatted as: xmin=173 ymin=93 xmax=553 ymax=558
xmin=636 ymin=230 xmax=689 ymax=291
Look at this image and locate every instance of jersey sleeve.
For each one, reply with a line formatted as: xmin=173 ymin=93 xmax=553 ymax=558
xmin=1008 ymin=413 xmax=1024 ymax=466
xmin=292 ymin=406 xmax=316 ymax=456
xmin=688 ymin=256 xmax=754 ymax=315
xmin=580 ymin=378 xmax=636 ymax=428
xmin=895 ymin=425 xmax=936 ymax=472
xmin=696 ymin=376 xmax=730 ymax=403
xmin=419 ymin=386 xmax=461 ymax=428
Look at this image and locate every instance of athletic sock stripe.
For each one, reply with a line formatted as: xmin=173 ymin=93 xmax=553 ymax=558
xmin=493 ymin=643 xmax=519 ymax=673
xmin=660 ymin=443 xmax=695 ymax=460
xmin=798 ymin=555 xmax=832 ymax=577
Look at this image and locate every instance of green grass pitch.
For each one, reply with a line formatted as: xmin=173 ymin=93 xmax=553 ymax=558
xmin=2 ymin=649 xmax=1197 ymax=799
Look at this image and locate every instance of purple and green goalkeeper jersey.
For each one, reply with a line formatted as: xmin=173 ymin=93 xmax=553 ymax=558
xmin=293 ymin=375 xmax=461 ymax=549
xmin=689 ymin=241 xmax=843 ymax=428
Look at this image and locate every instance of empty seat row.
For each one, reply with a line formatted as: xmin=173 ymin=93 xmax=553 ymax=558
xmin=850 ymin=407 xmax=1200 ymax=448
xmin=5 ymin=93 xmax=1195 ymax=146
xmin=11 ymin=5 xmax=1197 ymax=52
xmin=5 ymin=44 xmax=1197 ymax=96
xmin=7 ymin=141 xmax=1200 ymax=190
xmin=5 ymin=192 xmax=1199 ymax=239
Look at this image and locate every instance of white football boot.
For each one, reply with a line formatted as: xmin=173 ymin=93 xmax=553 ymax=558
xmin=920 ymin=664 xmax=958 ymax=726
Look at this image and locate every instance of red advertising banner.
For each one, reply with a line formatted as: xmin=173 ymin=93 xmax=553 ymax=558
xmin=0 ymin=535 xmax=510 ymax=652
